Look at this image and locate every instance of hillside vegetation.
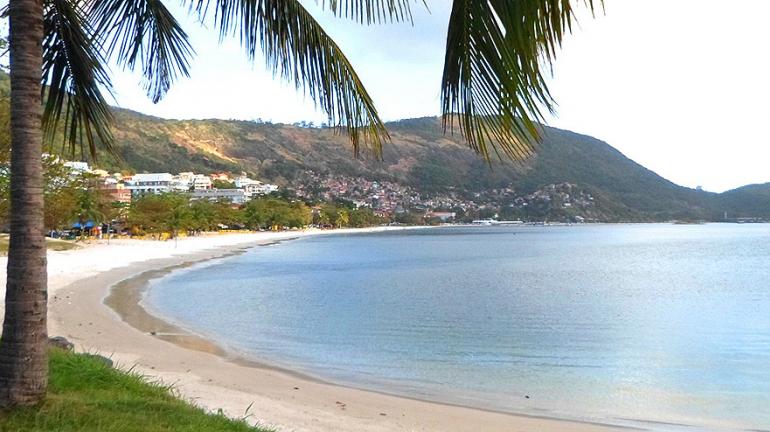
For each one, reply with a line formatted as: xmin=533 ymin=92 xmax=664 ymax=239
xmin=73 ymin=109 xmax=768 ymax=221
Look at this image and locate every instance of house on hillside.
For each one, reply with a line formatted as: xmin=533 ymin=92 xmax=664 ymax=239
xmin=126 ymin=173 xmax=174 ymax=196
xmin=234 ymin=176 xmax=279 ymax=197
xmin=192 ymin=174 xmax=213 ymax=190
xmin=210 ymin=172 xmax=232 ymax=182
xmin=172 ymin=172 xmax=212 ymax=191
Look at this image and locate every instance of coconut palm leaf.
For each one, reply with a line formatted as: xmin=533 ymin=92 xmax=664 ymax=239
xmin=42 ymin=0 xmax=114 ymax=158
xmin=316 ymin=0 xmax=418 ymax=24
xmin=185 ymin=0 xmax=388 ymax=156
xmin=90 ymin=0 xmax=195 ymax=103
xmin=442 ymin=0 xmax=600 ymax=161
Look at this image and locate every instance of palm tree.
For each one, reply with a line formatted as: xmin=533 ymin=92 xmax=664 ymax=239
xmin=1 ymin=0 xmax=49 ymax=407
xmin=74 ymin=178 xmax=105 ymax=240
xmin=0 ymin=0 xmax=598 ymax=407
xmin=335 ymin=208 xmax=350 ymax=228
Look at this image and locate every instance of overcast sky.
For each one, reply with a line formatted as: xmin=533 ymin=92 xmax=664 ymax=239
xmin=108 ymin=0 xmax=770 ymax=193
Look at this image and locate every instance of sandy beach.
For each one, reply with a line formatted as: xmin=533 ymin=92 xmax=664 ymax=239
xmin=0 ymin=228 xmax=631 ymax=432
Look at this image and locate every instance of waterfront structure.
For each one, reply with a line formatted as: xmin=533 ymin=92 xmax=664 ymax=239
xmin=471 ymin=219 xmax=497 ymax=225
xmin=427 ymin=211 xmax=456 ymax=222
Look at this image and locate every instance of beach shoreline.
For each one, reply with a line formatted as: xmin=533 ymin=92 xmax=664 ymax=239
xmin=2 ymin=227 xmax=632 ymax=432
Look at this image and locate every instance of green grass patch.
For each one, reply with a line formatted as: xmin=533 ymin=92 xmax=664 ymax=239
xmin=0 ymin=236 xmax=79 ymax=254
xmin=0 ymin=349 xmax=271 ymax=432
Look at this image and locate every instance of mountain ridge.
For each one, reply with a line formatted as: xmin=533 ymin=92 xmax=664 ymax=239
xmin=77 ymin=108 xmax=765 ymax=222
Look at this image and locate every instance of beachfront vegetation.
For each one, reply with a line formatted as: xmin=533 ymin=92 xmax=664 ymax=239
xmin=242 ymin=198 xmax=312 ymax=231
xmin=0 ymin=156 xmax=114 ymax=233
xmin=126 ymin=194 xmax=386 ymax=236
xmin=0 ymin=156 xmax=390 ymax=237
xmin=0 ymin=348 xmax=270 ymax=431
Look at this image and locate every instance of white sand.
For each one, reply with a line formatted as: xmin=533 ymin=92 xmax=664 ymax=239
xmin=0 ymin=228 xmax=630 ymax=432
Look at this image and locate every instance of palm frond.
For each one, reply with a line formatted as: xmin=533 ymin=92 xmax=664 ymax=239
xmin=90 ymin=0 xmax=195 ymax=103
xmin=316 ymin=0 xmax=420 ymax=24
xmin=441 ymin=0 xmax=600 ymax=161
xmin=42 ymin=0 xmax=114 ymax=159
xmin=185 ymin=0 xmax=388 ymax=156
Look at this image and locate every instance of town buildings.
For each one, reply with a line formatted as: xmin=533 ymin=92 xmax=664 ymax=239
xmin=56 ymin=159 xmax=279 ymax=206
xmin=54 ymin=159 xmax=593 ymax=223
xmin=125 ymin=173 xmax=175 ymax=196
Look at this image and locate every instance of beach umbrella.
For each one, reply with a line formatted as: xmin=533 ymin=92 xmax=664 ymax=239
xmin=72 ymin=220 xmax=95 ymax=229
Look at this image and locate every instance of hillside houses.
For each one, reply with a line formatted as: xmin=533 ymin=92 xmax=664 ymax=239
xmin=293 ymin=171 xmax=477 ymax=220
xmin=234 ymin=176 xmax=279 ymax=197
xmin=52 ymin=159 xmax=602 ymax=224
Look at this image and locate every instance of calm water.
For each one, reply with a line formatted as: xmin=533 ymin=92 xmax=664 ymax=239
xmin=146 ymin=225 xmax=770 ymax=431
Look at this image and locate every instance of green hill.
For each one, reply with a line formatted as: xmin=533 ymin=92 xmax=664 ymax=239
xmin=716 ymin=183 xmax=770 ymax=219
xmin=82 ymin=110 xmax=769 ymax=221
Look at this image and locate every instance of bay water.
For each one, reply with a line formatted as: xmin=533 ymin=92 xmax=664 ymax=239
xmin=145 ymin=224 xmax=770 ymax=431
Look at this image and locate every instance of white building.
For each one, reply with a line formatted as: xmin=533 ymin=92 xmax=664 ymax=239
xmin=170 ymin=177 xmax=191 ymax=192
xmin=255 ymin=183 xmax=279 ymax=195
xmin=170 ymin=172 xmax=212 ymax=191
xmin=191 ymin=188 xmax=247 ymax=205
xmin=63 ymin=161 xmax=90 ymax=172
xmin=172 ymin=172 xmax=194 ymax=191
xmin=126 ymin=173 xmax=174 ymax=196
xmin=234 ymin=176 xmax=259 ymax=189
xmin=234 ymin=176 xmax=279 ymax=197
xmin=192 ymin=174 xmax=212 ymax=190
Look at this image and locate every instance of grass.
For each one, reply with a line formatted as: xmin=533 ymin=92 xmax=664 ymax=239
xmin=0 ymin=349 xmax=272 ymax=432
xmin=0 ymin=235 xmax=79 ymax=254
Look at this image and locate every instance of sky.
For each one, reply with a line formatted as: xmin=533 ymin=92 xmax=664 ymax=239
xmin=106 ymin=0 xmax=770 ymax=193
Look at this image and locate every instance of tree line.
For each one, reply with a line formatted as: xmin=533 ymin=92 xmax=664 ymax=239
xmin=128 ymin=195 xmax=388 ymax=236
xmin=0 ymin=158 xmax=389 ymax=237
xmin=125 ymin=195 xmax=388 ymax=237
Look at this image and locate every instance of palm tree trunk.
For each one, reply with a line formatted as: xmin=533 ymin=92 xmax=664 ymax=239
xmin=0 ymin=0 xmax=48 ymax=407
